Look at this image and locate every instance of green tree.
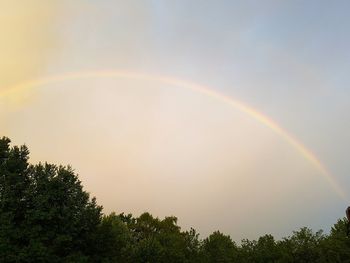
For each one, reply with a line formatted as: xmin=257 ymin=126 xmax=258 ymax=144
xmin=182 ymin=228 xmax=201 ymax=262
xmin=0 ymin=137 xmax=103 ymax=262
xmin=318 ymin=218 xmax=350 ymax=262
xmin=0 ymin=137 xmax=31 ymax=262
xmin=239 ymin=234 xmax=280 ymax=263
xmin=93 ymin=213 xmax=132 ymax=262
xmin=201 ymin=231 xmax=239 ymax=263
xmin=127 ymin=212 xmax=190 ymax=263
xmin=239 ymin=239 xmax=257 ymax=263
xmin=277 ymin=227 xmax=324 ymax=263
xmin=255 ymin=234 xmax=280 ymax=262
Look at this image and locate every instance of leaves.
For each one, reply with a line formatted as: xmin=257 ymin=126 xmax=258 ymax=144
xmin=0 ymin=137 xmax=102 ymax=262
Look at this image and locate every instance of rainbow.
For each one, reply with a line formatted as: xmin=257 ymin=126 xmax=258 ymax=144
xmin=1 ymin=70 xmax=347 ymax=200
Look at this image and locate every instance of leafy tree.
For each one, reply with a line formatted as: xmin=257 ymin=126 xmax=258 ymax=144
xmin=127 ymin=212 xmax=191 ymax=263
xmin=239 ymin=234 xmax=280 ymax=263
xmin=182 ymin=228 xmax=201 ymax=262
xmin=0 ymin=137 xmax=103 ymax=262
xmin=0 ymin=137 xmax=31 ymax=262
xmin=201 ymin=231 xmax=239 ymax=263
xmin=239 ymin=239 xmax=257 ymax=263
xmin=93 ymin=213 xmax=132 ymax=262
xmin=277 ymin=227 xmax=324 ymax=263
xmin=318 ymin=218 xmax=350 ymax=262
xmin=254 ymin=234 xmax=280 ymax=263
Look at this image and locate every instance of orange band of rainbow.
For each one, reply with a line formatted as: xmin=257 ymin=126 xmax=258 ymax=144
xmin=1 ymin=70 xmax=347 ymax=200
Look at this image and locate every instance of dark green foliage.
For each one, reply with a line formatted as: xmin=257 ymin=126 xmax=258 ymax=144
xmin=201 ymin=231 xmax=238 ymax=263
xmin=0 ymin=137 xmax=102 ymax=262
xmin=93 ymin=213 xmax=132 ymax=262
xmin=318 ymin=218 xmax=350 ymax=262
xmin=125 ymin=212 xmax=190 ymax=262
xmin=288 ymin=227 xmax=324 ymax=262
xmin=274 ymin=227 xmax=324 ymax=263
xmin=183 ymin=228 xmax=201 ymax=262
xmin=239 ymin=234 xmax=280 ymax=263
xmin=1 ymin=136 xmax=350 ymax=263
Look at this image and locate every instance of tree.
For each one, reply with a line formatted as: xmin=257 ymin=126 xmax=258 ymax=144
xmin=126 ymin=212 xmax=191 ymax=263
xmin=201 ymin=231 xmax=239 ymax=263
xmin=93 ymin=213 xmax=132 ymax=262
xmin=182 ymin=228 xmax=201 ymax=262
xmin=319 ymin=218 xmax=350 ymax=262
xmin=277 ymin=227 xmax=324 ymax=263
xmin=255 ymin=234 xmax=280 ymax=262
xmin=0 ymin=137 xmax=103 ymax=262
xmin=0 ymin=137 xmax=31 ymax=262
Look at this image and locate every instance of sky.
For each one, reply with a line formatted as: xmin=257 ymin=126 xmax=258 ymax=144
xmin=1 ymin=0 xmax=350 ymax=241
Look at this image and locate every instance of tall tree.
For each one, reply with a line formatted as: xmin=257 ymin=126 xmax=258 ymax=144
xmin=126 ymin=212 xmax=190 ymax=263
xmin=201 ymin=231 xmax=239 ymax=263
xmin=0 ymin=137 xmax=103 ymax=262
xmin=277 ymin=227 xmax=324 ymax=263
xmin=319 ymin=218 xmax=350 ymax=262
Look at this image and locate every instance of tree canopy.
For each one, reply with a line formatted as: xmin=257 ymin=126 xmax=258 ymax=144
xmin=0 ymin=136 xmax=349 ymax=262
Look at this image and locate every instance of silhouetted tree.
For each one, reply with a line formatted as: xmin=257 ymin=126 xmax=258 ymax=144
xmin=0 ymin=137 xmax=102 ymax=262
xmin=93 ymin=213 xmax=132 ymax=262
xmin=201 ymin=231 xmax=239 ymax=263
xmin=277 ymin=227 xmax=324 ymax=263
xmin=318 ymin=218 xmax=350 ymax=262
xmin=126 ymin=212 xmax=192 ymax=262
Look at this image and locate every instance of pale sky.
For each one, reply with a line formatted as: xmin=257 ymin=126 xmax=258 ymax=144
xmin=1 ymin=0 xmax=349 ymax=241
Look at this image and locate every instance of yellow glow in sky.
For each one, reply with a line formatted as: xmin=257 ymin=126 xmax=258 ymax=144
xmin=0 ymin=1 xmax=59 ymax=92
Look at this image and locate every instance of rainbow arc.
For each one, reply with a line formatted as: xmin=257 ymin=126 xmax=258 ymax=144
xmin=1 ymin=70 xmax=347 ymax=200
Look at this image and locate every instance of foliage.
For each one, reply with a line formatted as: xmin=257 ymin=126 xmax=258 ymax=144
xmin=1 ymin=136 xmax=350 ymax=262
xmin=0 ymin=137 xmax=102 ymax=262
xmin=201 ymin=231 xmax=238 ymax=263
xmin=318 ymin=218 xmax=350 ymax=262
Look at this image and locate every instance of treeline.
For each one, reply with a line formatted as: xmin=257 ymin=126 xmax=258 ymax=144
xmin=0 ymin=137 xmax=349 ymax=262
